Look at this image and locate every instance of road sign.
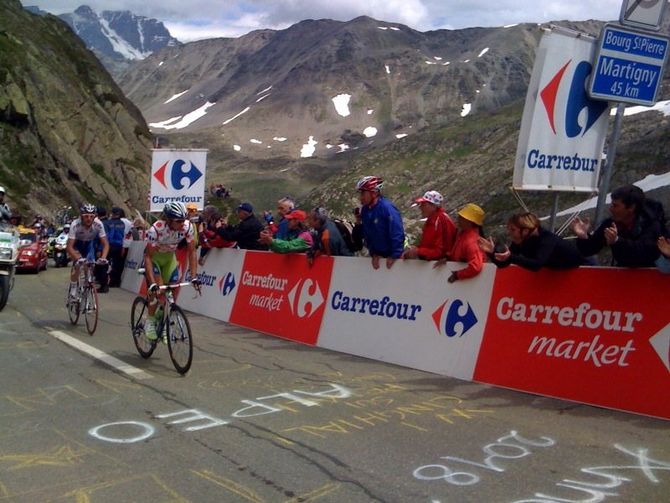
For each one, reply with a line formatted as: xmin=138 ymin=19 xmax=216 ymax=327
xmin=619 ymin=0 xmax=667 ymax=31
xmin=589 ymin=23 xmax=669 ymax=106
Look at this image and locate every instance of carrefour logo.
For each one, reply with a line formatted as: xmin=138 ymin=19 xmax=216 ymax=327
xmin=154 ymin=159 xmax=203 ymax=189
xmin=218 ymin=272 xmax=236 ymax=296
xmin=287 ymin=279 xmax=324 ymax=318
xmin=540 ymin=59 xmax=608 ymax=138
xmin=432 ymin=299 xmax=477 ymax=338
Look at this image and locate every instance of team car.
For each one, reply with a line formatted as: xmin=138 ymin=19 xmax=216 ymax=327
xmin=16 ymin=228 xmax=48 ymax=273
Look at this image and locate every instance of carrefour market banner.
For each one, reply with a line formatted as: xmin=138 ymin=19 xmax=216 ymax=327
xmin=150 ymin=149 xmax=207 ymax=212
xmin=475 ymin=266 xmax=670 ymax=419
xmin=228 ymin=252 xmax=334 ymax=345
xmin=513 ymin=27 xmax=610 ymax=192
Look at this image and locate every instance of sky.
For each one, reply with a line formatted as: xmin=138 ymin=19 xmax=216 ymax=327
xmin=20 ymin=0 xmax=631 ymax=42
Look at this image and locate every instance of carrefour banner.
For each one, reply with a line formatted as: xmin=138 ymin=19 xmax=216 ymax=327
xmin=150 ymin=149 xmax=207 ymax=212
xmin=179 ymin=248 xmax=244 ymax=322
xmin=513 ymin=28 xmax=610 ymax=192
xmin=318 ymin=259 xmax=496 ymax=380
xmin=475 ymin=266 xmax=670 ymax=419
xmin=228 ymin=252 xmax=334 ymax=345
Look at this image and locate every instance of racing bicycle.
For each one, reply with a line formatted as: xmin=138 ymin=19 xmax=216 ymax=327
xmin=66 ymin=258 xmax=103 ymax=335
xmin=130 ymin=280 xmax=199 ymax=375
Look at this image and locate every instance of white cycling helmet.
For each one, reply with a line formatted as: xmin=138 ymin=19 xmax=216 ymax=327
xmin=163 ymin=202 xmax=188 ymax=220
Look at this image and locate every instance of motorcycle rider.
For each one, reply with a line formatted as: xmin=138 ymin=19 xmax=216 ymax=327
xmin=66 ymin=203 xmax=109 ymax=298
xmin=143 ymin=202 xmax=201 ymax=340
xmin=0 ymin=187 xmax=11 ymax=222
xmin=51 ymin=224 xmax=71 ymax=266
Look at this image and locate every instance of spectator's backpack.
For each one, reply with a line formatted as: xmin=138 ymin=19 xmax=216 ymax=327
xmin=332 ymin=219 xmax=356 ymax=253
xmin=105 ymin=219 xmax=126 ymax=247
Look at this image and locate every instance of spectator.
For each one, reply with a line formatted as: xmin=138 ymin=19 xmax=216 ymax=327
xmin=259 ymin=210 xmax=313 ymax=253
xmin=356 ymin=176 xmax=405 ymax=269
xmin=132 ymin=217 xmax=147 ymax=240
xmin=351 ymin=206 xmax=365 ymax=253
xmin=479 ymin=212 xmax=586 ymax=271
xmin=216 ymin=202 xmax=267 ymax=250
xmin=437 ymin=203 xmax=486 ymax=283
xmin=656 ymin=236 xmax=670 ymax=273
xmin=274 ymin=196 xmax=297 ymax=240
xmin=105 ymin=207 xmax=129 ymax=288
xmin=185 ymin=203 xmax=200 ymax=244
xmin=197 ymin=207 xmax=235 ymax=265
xmin=307 ymin=207 xmax=353 ymax=264
xmin=402 ymin=190 xmax=456 ymax=261
xmin=263 ymin=210 xmax=278 ymax=235
xmin=570 ymin=184 xmax=665 ymax=267
xmin=0 ymin=187 xmax=10 ymax=222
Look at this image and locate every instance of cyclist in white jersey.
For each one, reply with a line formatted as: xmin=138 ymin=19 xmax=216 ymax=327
xmin=143 ymin=202 xmax=201 ymax=339
xmin=66 ymin=203 xmax=109 ymax=297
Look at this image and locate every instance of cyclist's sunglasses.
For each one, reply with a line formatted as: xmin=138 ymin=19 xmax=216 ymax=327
xmin=169 ymin=218 xmax=185 ymax=224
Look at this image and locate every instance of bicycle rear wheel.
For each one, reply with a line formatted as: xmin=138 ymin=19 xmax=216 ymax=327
xmin=67 ymin=286 xmax=80 ymax=325
xmin=166 ymin=304 xmax=193 ymax=375
xmin=130 ymin=296 xmax=157 ymax=358
xmin=84 ymin=285 xmax=98 ymax=335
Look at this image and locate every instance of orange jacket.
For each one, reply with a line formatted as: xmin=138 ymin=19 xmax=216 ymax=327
xmin=449 ymin=227 xmax=485 ymax=280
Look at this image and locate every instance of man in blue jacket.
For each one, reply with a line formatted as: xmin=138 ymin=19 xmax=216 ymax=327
xmin=356 ymin=176 xmax=405 ymax=269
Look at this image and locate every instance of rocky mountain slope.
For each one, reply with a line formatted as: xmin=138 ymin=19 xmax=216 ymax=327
xmin=0 ymin=0 xmax=153 ymax=220
xmin=124 ymin=13 xmax=670 ymax=233
xmin=122 ymin=16 xmax=578 ymax=159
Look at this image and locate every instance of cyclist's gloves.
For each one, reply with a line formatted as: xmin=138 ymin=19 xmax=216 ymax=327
xmin=148 ymin=283 xmax=160 ymax=293
xmin=191 ymin=278 xmax=202 ymax=289
xmin=96 ymin=258 xmax=108 ymax=265
xmin=76 ymin=257 xmax=88 ymax=265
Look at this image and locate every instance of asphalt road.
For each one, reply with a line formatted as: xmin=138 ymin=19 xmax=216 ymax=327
xmin=0 ymin=264 xmax=668 ymax=502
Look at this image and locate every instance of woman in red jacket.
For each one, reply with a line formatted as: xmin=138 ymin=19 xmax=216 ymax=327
xmin=436 ymin=203 xmax=486 ymax=283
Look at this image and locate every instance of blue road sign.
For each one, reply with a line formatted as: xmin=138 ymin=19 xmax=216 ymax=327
xmin=589 ymin=23 xmax=669 ymax=106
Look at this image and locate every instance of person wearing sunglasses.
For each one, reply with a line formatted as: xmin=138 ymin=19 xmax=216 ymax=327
xmin=143 ymin=202 xmax=201 ymax=340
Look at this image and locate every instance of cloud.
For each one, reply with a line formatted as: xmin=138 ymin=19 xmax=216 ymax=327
xmin=21 ymin=0 xmax=626 ymax=41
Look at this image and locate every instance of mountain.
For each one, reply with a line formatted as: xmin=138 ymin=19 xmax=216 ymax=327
xmin=120 ymin=16 xmax=609 ymax=160
xmin=56 ymin=5 xmax=179 ymax=75
xmin=119 ymin=13 xmax=670 ymax=227
xmin=0 ymin=0 xmax=153 ymax=220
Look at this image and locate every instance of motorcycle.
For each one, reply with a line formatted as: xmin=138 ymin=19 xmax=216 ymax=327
xmin=52 ymin=234 xmax=69 ymax=267
xmin=0 ymin=223 xmax=20 ymax=311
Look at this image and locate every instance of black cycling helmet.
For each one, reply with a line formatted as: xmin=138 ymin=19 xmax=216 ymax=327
xmin=163 ymin=202 xmax=188 ymax=220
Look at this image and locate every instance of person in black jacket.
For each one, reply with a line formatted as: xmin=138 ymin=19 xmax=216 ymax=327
xmin=215 ymin=202 xmax=267 ymax=250
xmin=479 ymin=212 xmax=585 ymax=270
xmin=569 ymin=185 xmax=665 ymax=267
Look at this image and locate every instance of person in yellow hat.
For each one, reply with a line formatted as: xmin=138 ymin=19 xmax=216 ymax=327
xmin=436 ymin=203 xmax=486 ymax=283
xmin=185 ymin=203 xmax=200 ymax=244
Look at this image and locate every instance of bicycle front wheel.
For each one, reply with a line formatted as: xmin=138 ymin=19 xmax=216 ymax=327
xmin=67 ymin=287 xmax=80 ymax=325
xmin=84 ymin=285 xmax=98 ymax=335
xmin=166 ymin=304 xmax=193 ymax=375
xmin=130 ymin=296 xmax=157 ymax=358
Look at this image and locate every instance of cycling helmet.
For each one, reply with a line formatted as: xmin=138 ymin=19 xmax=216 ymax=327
xmin=356 ymin=176 xmax=384 ymax=193
xmin=163 ymin=202 xmax=188 ymax=220
xmin=80 ymin=203 xmax=97 ymax=214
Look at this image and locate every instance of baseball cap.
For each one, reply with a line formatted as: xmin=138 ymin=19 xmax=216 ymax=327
xmin=415 ymin=190 xmax=443 ymax=206
xmin=0 ymin=186 xmax=5 ymax=194
xmin=111 ymin=206 xmax=123 ymax=214
xmin=186 ymin=203 xmax=198 ymax=211
xmin=237 ymin=202 xmax=254 ymax=213
xmin=284 ymin=209 xmax=307 ymax=221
